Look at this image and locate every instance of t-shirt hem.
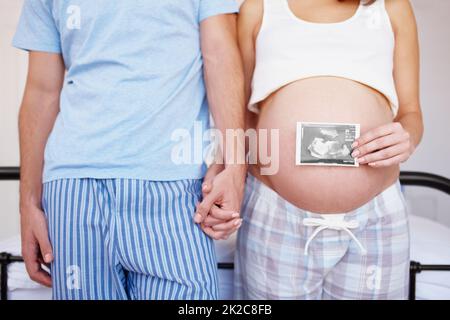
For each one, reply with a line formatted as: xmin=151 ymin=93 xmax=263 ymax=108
xmin=199 ymin=4 xmax=239 ymax=22
xmin=12 ymin=40 xmax=62 ymax=54
xmin=42 ymin=169 xmax=206 ymax=183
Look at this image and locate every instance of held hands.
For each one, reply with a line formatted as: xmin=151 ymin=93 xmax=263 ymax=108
xmin=194 ymin=164 xmax=246 ymax=240
xmin=20 ymin=204 xmax=53 ymax=287
xmin=352 ymin=122 xmax=415 ymax=167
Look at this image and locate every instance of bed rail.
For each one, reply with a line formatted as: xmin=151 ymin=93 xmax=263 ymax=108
xmin=0 ymin=167 xmax=21 ymax=300
xmin=0 ymin=167 xmax=20 ymax=181
xmin=0 ymin=167 xmax=449 ymax=300
xmin=399 ymin=172 xmax=450 ymax=299
xmin=400 ymin=171 xmax=450 ymax=195
xmin=0 ymin=253 xmax=23 ymax=300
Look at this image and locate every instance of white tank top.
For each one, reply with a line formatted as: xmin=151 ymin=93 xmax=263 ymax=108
xmin=249 ymin=0 xmax=399 ymax=117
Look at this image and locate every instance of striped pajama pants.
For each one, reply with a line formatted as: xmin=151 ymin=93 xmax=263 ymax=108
xmin=42 ymin=178 xmax=218 ymax=300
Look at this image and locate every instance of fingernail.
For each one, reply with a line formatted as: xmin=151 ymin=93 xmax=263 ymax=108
xmin=232 ymin=212 xmax=240 ymax=218
xmin=202 ymin=184 xmax=208 ymax=191
xmin=352 ymin=150 xmax=360 ymax=158
xmin=194 ymin=214 xmax=202 ymax=223
xmin=44 ymin=254 xmax=53 ymax=263
xmin=358 ymin=157 xmax=365 ymax=163
xmin=235 ymin=219 xmax=243 ymax=227
xmin=352 ymin=141 xmax=358 ymax=148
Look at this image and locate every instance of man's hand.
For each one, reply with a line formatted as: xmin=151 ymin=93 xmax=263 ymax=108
xmin=195 ymin=164 xmax=246 ymax=240
xmin=198 ymin=13 xmax=246 ymax=240
xmin=18 ymin=52 xmax=64 ymax=287
xmin=20 ymin=205 xmax=53 ymax=287
xmin=352 ymin=122 xmax=415 ymax=167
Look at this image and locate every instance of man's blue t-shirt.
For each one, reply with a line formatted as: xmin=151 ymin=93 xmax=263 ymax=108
xmin=13 ymin=0 xmax=238 ymax=182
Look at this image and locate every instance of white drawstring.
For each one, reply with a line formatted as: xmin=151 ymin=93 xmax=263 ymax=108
xmin=302 ymin=217 xmax=367 ymax=256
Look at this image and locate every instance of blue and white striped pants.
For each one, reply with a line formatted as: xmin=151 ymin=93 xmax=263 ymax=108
xmin=42 ymin=178 xmax=218 ymax=300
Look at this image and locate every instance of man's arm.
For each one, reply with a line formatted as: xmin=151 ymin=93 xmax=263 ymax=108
xmin=201 ymin=13 xmax=246 ymax=169
xmin=195 ymin=14 xmax=246 ymax=238
xmin=19 ymin=51 xmax=65 ymax=287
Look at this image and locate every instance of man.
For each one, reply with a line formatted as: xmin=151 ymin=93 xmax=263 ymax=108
xmin=14 ymin=0 xmax=246 ymax=300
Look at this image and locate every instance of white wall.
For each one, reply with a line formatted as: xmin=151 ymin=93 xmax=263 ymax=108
xmin=0 ymin=0 xmax=27 ymax=241
xmin=405 ymin=0 xmax=450 ymax=177
xmin=402 ymin=0 xmax=450 ymax=226
xmin=1 ymin=0 xmax=450 ymax=241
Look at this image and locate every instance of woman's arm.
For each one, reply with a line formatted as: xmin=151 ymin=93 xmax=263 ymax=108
xmin=353 ymin=0 xmax=424 ymax=167
xmin=238 ymin=0 xmax=263 ymax=131
xmin=391 ymin=0 xmax=423 ymax=147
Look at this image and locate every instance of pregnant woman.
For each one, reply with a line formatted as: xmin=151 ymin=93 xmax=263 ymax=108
xmin=235 ymin=0 xmax=423 ymax=299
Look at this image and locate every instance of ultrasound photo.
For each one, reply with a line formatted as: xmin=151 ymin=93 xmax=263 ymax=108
xmin=296 ymin=122 xmax=360 ymax=167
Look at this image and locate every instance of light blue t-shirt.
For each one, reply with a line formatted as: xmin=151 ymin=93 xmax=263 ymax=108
xmin=13 ymin=0 xmax=238 ymax=182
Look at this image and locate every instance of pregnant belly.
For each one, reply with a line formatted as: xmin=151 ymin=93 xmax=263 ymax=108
xmin=252 ymin=77 xmax=400 ymax=213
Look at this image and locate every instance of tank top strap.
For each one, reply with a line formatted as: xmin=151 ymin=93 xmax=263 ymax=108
xmin=358 ymin=0 xmax=391 ymax=29
xmin=377 ymin=0 xmax=387 ymax=10
xmin=359 ymin=0 xmax=387 ymax=14
xmin=263 ymin=0 xmax=289 ymax=18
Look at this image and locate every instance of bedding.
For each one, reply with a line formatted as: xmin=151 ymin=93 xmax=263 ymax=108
xmin=215 ymin=234 xmax=237 ymax=300
xmin=409 ymin=215 xmax=450 ymax=300
xmin=0 ymin=235 xmax=51 ymax=300
xmin=1 ymin=215 xmax=448 ymax=300
xmin=0 ymin=235 xmax=237 ymax=300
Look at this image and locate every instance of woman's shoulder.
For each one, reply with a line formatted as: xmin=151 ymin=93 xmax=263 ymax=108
xmin=385 ymin=0 xmax=417 ymax=33
xmin=238 ymin=0 xmax=264 ymax=38
xmin=239 ymin=0 xmax=264 ymax=18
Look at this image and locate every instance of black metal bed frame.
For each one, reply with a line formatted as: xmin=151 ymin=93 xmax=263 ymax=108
xmin=1 ymin=167 xmax=449 ymax=301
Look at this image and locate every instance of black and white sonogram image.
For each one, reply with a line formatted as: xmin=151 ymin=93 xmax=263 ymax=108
xmin=296 ymin=122 xmax=360 ymax=167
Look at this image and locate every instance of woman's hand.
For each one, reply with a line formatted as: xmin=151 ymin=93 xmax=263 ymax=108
xmin=195 ymin=163 xmax=245 ymax=240
xmin=351 ymin=122 xmax=415 ymax=168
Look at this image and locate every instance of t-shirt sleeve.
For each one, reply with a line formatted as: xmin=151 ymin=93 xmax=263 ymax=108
xmin=12 ymin=0 xmax=61 ymax=53
xmin=199 ymin=0 xmax=239 ymax=22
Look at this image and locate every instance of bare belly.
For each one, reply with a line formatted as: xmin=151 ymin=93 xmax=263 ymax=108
xmin=251 ymin=77 xmax=400 ymax=213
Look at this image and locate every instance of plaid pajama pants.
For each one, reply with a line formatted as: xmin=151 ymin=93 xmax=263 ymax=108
xmin=234 ymin=174 xmax=410 ymax=300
